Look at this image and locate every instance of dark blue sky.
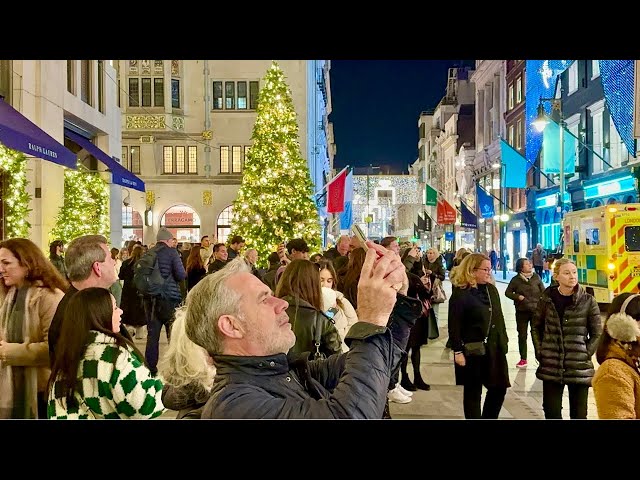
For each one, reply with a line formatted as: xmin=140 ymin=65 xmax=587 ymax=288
xmin=328 ymin=60 xmax=474 ymax=173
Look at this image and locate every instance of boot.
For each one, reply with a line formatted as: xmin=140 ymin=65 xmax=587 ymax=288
xmin=400 ymin=375 xmax=417 ymax=392
xmin=413 ymin=370 xmax=431 ymax=391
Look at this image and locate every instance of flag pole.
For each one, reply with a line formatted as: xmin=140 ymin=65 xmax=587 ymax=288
xmin=314 ymin=165 xmax=350 ymax=199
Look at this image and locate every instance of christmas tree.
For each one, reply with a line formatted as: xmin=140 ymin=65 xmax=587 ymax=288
xmin=230 ymin=61 xmax=321 ymax=266
xmin=50 ymin=164 xmax=110 ymax=244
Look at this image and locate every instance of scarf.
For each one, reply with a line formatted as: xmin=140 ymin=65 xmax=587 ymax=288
xmin=519 ymin=272 xmax=534 ymax=282
xmin=0 ymin=286 xmax=40 ymax=418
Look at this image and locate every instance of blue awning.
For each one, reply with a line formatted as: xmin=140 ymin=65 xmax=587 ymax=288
xmin=0 ymin=98 xmax=77 ymax=169
xmin=64 ymin=128 xmax=145 ymax=192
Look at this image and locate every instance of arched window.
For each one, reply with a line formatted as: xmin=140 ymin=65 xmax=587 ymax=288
xmin=592 ymin=200 xmax=602 ymax=207
xmin=161 ymin=204 xmax=201 ymax=243
xmin=122 ymin=206 xmax=144 ymax=246
xmin=625 ymin=195 xmax=636 ymax=204
xmin=217 ymin=205 xmax=234 ymax=244
xmin=607 ymin=197 xmax=618 ymax=205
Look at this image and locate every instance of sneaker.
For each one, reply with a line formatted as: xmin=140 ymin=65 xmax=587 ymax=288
xmin=516 ymin=359 xmax=528 ymax=368
xmin=397 ymin=384 xmax=414 ymax=397
xmin=387 ymin=387 xmax=412 ymax=404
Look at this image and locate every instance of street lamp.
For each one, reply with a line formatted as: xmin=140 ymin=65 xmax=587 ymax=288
xmin=533 ymin=97 xmax=566 ymax=219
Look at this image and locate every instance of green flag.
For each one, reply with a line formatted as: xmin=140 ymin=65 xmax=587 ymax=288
xmin=426 ymin=184 xmax=437 ymax=206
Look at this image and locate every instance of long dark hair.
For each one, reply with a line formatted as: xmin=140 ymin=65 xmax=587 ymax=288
xmin=338 ymin=247 xmax=366 ymax=308
xmin=49 ymin=239 xmax=64 ymax=259
xmin=317 ymin=259 xmax=337 ymax=291
xmin=47 ymin=287 xmax=145 ymax=404
xmin=186 ymin=245 xmax=205 ymax=272
xmin=0 ymin=238 xmax=68 ymax=293
xmin=275 ymin=259 xmax=322 ymax=311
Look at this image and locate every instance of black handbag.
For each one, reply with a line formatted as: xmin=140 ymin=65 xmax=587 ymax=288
xmin=312 ymin=313 xmax=327 ymax=361
xmin=463 ymin=291 xmax=493 ymax=357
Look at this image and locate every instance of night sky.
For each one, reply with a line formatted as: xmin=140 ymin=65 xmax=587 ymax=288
xmin=329 ymin=60 xmax=475 ymax=174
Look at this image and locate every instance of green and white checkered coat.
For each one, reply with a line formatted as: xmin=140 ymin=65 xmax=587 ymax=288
xmin=48 ymin=331 xmax=165 ymax=419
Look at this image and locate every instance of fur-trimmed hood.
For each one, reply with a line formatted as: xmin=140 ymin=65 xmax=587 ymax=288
xmin=606 ymin=312 xmax=640 ymax=342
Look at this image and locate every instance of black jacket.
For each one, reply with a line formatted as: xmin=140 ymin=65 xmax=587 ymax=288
xmin=201 ymin=294 xmax=421 ymax=419
xmin=505 ymin=273 xmax=545 ymax=313
xmin=282 ymin=295 xmax=342 ymax=360
xmin=532 ymin=285 xmax=602 ymax=385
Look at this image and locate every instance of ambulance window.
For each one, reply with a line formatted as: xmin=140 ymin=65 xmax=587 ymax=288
xmin=625 ymin=226 xmax=640 ymax=252
xmin=586 ymin=228 xmax=600 ymax=246
xmin=573 ymin=230 xmax=580 ymax=253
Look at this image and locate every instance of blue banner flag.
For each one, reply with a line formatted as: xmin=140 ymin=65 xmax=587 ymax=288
xmin=542 ymin=119 xmax=577 ymax=174
xmin=476 ymin=184 xmax=495 ymax=219
xmin=460 ymin=201 xmax=478 ymax=229
xmin=500 ymin=139 xmax=527 ymax=188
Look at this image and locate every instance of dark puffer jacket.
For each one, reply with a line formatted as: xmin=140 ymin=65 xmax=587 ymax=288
xmin=505 ymin=273 xmax=545 ymax=313
xmin=532 ymin=285 xmax=602 ymax=385
xmin=281 ymin=295 xmax=342 ymax=360
xmin=155 ymin=242 xmax=187 ymax=303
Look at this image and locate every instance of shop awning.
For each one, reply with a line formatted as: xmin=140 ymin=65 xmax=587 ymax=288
xmin=64 ymin=128 xmax=145 ymax=192
xmin=0 ymin=98 xmax=77 ymax=169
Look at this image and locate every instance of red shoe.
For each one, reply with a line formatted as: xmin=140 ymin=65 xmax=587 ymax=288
xmin=516 ymin=359 xmax=528 ymax=368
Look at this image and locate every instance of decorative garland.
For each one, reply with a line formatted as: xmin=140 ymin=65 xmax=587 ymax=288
xmin=0 ymin=144 xmax=32 ymax=238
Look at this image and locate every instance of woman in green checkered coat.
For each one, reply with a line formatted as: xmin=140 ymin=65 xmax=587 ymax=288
xmin=47 ymin=288 xmax=165 ymax=419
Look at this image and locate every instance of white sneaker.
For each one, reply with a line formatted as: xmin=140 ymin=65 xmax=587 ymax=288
xmin=388 ymin=387 xmax=412 ymax=404
xmin=396 ymin=384 xmax=414 ymax=397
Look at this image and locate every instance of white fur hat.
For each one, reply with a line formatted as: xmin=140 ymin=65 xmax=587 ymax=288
xmin=321 ymin=286 xmax=337 ymax=312
xmin=606 ymin=293 xmax=640 ymax=342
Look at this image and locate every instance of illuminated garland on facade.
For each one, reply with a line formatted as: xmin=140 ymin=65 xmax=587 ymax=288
xmin=0 ymin=144 xmax=32 ymax=238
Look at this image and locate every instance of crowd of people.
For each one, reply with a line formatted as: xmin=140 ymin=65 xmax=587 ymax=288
xmin=0 ymin=230 xmax=639 ymax=420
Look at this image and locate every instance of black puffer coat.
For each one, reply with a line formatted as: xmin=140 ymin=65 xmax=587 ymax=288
xmin=532 ymin=285 xmax=602 ymax=386
xmin=505 ymin=273 xmax=545 ymax=313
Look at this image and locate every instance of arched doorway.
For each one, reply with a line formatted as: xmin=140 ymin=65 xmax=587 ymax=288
xmin=217 ymin=205 xmax=234 ymax=244
xmin=122 ymin=206 xmax=143 ymax=246
xmin=161 ymin=204 xmax=201 ymax=243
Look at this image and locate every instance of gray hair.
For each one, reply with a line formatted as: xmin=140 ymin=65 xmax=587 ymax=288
xmin=184 ymin=257 xmax=251 ymax=356
xmin=65 ymin=235 xmax=109 ymax=282
xmin=158 ymin=307 xmax=216 ymax=391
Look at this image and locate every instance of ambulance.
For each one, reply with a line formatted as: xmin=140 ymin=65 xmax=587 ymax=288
xmin=559 ymin=203 xmax=640 ymax=308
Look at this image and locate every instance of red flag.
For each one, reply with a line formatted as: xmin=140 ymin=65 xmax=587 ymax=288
xmin=327 ymin=168 xmax=348 ymax=213
xmin=437 ymin=199 xmax=456 ymax=224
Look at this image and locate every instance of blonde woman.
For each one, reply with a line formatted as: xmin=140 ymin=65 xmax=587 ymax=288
xmin=592 ymin=293 xmax=640 ymax=419
xmin=532 ymin=258 xmax=601 ymax=419
xmin=448 ymin=253 xmax=510 ymax=419
xmin=159 ymin=306 xmax=215 ymax=419
xmin=0 ymin=238 xmax=67 ymax=418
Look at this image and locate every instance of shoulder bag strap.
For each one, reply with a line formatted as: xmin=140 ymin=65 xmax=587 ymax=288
xmin=484 ymin=288 xmax=493 ymax=343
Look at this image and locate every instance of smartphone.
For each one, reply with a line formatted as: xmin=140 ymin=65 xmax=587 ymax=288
xmin=351 ymin=224 xmax=368 ymax=250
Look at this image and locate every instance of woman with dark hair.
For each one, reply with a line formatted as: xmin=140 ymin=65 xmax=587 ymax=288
xmin=47 ymin=287 xmax=165 ymax=419
xmin=505 ymin=258 xmax=545 ymax=369
xmin=49 ymin=240 xmax=67 ymax=279
xmin=0 ymin=238 xmax=67 ymax=418
xmin=119 ymin=244 xmax=146 ymax=339
xmin=449 ymin=253 xmax=510 ymax=419
xmin=276 ymin=259 xmax=342 ymax=360
xmin=592 ymin=292 xmax=640 ymax=418
xmin=186 ymin=245 xmax=207 ymax=291
xmin=336 ymin=247 xmax=367 ymax=309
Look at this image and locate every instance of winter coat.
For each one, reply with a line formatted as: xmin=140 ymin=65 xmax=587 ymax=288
xmin=155 ymin=242 xmax=187 ymax=303
xmin=162 ymin=382 xmax=211 ymax=419
xmin=281 ymin=295 xmax=342 ymax=360
xmin=202 ymin=323 xmax=403 ymax=419
xmin=532 ymin=285 xmax=602 ymax=385
xmin=505 ymin=273 xmax=545 ymax=313
xmin=592 ymin=342 xmax=640 ymax=419
xmin=332 ymin=291 xmax=358 ymax=352
xmin=119 ymin=258 xmax=146 ymax=327
xmin=448 ymin=283 xmax=510 ymax=388
xmin=423 ymin=256 xmax=446 ymax=286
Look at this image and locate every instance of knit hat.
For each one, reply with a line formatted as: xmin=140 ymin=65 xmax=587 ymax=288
xmin=156 ymin=227 xmax=173 ymax=242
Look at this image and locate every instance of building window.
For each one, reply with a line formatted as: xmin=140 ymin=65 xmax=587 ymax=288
xmin=161 ymin=146 xmax=196 ymax=174
xmin=163 ymin=146 xmax=173 ymax=174
xmin=129 ymin=70 xmax=164 ymax=108
xmin=225 ymin=82 xmax=235 ymax=109
xmin=508 ymin=124 xmax=515 ymax=146
xmin=122 ymin=207 xmax=144 ymax=245
xmin=219 ymin=145 xmax=247 ymax=173
xmin=97 ymin=60 xmax=105 ymax=113
xmin=154 ymin=78 xmax=164 ymax=107
xmin=141 ymin=78 xmax=152 ymax=107
xmin=516 ymin=77 xmax=522 ymax=103
xmin=568 ymin=61 xmax=578 ymax=95
xmin=130 ymin=146 xmax=141 ymax=174
xmin=128 ymin=78 xmax=139 ymax=107
xmin=213 ymin=80 xmax=259 ymax=111
xmin=508 ymin=84 xmax=514 ymax=110
xmin=220 ymin=146 xmax=229 ymax=173
xmin=244 ymin=145 xmax=251 ymax=166
xmin=171 ymin=79 xmax=180 ymax=108
xmin=592 ymin=60 xmax=600 ymax=79
xmin=592 ymin=109 xmax=604 ymax=173
xmin=67 ymin=60 xmax=75 ymax=94
xmin=188 ymin=146 xmax=197 ymax=173
xmin=121 ymin=146 xmax=128 ymax=170
xmin=161 ymin=204 xmax=201 ymax=244
xmin=516 ymin=119 xmax=522 ymax=150
xmin=232 ymin=146 xmax=242 ymax=173
xmin=217 ymin=205 xmax=234 ymax=244
xmin=609 ymin=116 xmax=626 ymax=168
xmin=81 ymin=60 xmax=92 ymax=106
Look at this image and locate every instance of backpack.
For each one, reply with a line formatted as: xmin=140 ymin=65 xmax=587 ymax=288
xmin=133 ymin=246 xmax=166 ymax=297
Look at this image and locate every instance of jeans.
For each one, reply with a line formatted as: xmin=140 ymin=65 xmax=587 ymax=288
xmin=515 ymin=310 xmax=533 ymax=360
xmin=542 ymin=381 xmax=589 ymax=419
xmin=143 ymin=296 xmax=179 ymax=374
